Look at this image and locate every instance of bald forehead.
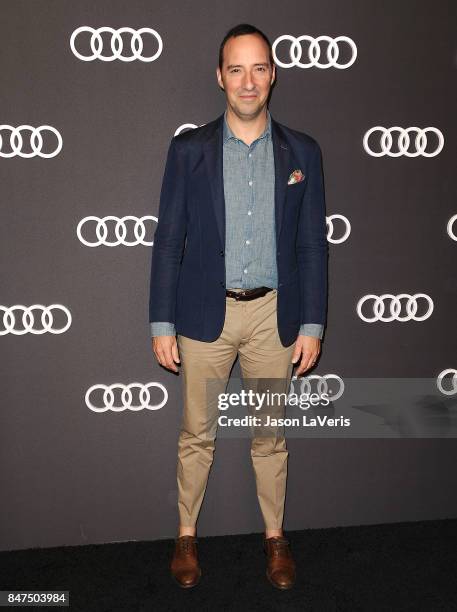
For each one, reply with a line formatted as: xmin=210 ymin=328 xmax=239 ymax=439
xmin=222 ymin=33 xmax=271 ymax=67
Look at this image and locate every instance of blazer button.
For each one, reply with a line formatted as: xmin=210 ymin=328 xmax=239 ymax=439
xmin=220 ymin=281 xmax=225 ymax=287
xmin=220 ymin=250 xmax=224 ymax=256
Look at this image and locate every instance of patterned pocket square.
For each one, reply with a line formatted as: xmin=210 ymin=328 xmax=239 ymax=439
xmin=287 ymin=169 xmax=305 ymax=185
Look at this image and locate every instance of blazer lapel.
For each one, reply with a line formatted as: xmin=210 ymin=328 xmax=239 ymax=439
xmin=203 ymin=111 xmax=291 ymax=249
xmin=271 ymin=117 xmax=291 ymax=244
xmin=203 ymin=113 xmax=225 ymax=249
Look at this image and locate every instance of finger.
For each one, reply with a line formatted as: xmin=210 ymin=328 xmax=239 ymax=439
xmin=296 ymin=353 xmax=316 ymax=376
xmin=155 ymin=349 xmax=168 ymax=369
xmin=154 ymin=345 xmax=177 ymax=372
xmin=163 ymin=348 xmax=179 ymax=372
xmin=291 ymin=346 xmax=302 ymax=363
xmin=295 ymin=356 xmax=308 ymax=376
xmin=296 ymin=350 xmax=312 ymax=368
xmin=171 ymin=341 xmax=180 ymax=364
xmin=305 ymin=354 xmax=318 ymax=371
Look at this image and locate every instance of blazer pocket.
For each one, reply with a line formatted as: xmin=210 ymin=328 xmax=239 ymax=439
xmin=287 ymin=179 xmax=306 ymax=190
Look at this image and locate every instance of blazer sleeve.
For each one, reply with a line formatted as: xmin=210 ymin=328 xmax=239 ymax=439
xmin=149 ymin=137 xmax=187 ymax=324
xmin=296 ymin=140 xmax=329 ymax=328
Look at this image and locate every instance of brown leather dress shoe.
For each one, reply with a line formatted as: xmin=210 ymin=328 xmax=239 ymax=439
xmin=170 ymin=535 xmax=201 ymax=588
xmin=264 ymin=536 xmax=296 ymax=590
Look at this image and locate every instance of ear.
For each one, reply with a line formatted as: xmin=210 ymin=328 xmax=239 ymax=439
xmin=216 ymin=67 xmax=224 ymax=89
xmin=271 ymin=63 xmax=276 ymax=86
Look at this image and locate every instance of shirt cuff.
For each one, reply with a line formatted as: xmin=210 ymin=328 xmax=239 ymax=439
xmin=150 ymin=322 xmax=176 ymax=337
xmin=299 ymin=323 xmax=324 ymax=339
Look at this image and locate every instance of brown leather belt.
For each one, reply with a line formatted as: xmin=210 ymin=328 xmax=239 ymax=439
xmin=225 ymin=286 xmax=273 ymax=301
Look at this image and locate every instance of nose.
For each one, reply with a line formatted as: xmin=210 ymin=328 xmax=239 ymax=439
xmin=242 ymin=72 xmax=255 ymax=90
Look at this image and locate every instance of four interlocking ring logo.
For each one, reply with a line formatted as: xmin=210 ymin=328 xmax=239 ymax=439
xmin=363 ymin=126 xmax=444 ymax=157
xmin=272 ymin=35 xmax=357 ymax=69
xmin=436 ymin=369 xmax=457 ymax=396
xmin=326 ymin=214 xmax=351 ymax=244
xmin=70 ymin=26 xmax=163 ymax=62
xmin=447 ymin=214 xmax=457 ymax=241
xmin=289 ymin=374 xmax=344 ymax=402
xmin=85 ymin=382 xmax=168 ymax=412
xmin=357 ymin=294 xmax=434 ymax=322
xmin=0 ymin=305 xmax=72 ymax=335
xmin=77 ymin=216 xmax=158 ymax=246
xmin=0 ymin=125 xmax=62 ymax=158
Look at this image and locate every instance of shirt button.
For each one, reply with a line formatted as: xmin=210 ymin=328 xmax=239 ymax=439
xmin=248 ymin=153 xmax=252 ymax=158
xmin=247 ymin=210 xmax=252 ymax=215
xmin=245 ymin=240 xmax=250 ymax=245
xmin=243 ymin=269 xmax=248 ymax=274
xmin=248 ymin=180 xmax=253 ymax=186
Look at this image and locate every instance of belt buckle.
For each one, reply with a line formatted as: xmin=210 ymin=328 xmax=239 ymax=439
xmin=236 ymin=290 xmax=246 ymax=301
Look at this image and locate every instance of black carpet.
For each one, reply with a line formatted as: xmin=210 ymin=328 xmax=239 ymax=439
xmin=1 ymin=518 xmax=456 ymax=611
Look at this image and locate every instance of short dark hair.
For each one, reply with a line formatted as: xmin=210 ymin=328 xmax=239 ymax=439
xmin=218 ymin=23 xmax=274 ymax=71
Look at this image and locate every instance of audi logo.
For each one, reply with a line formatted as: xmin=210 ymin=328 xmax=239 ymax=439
xmin=174 ymin=123 xmax=205 ymax=136
xmin=447 ymin=214 xmax=457 ymax=241
xmin=357 ymin=294 xmax=434 ymax=322
xmin=436 ymin=369 xmax=457 ymax=396
xmin=0 ymin=304 xmax=72 ymax=335
xmin=272 ymin=35 xmax=357 ymax=69
xmin=0 ymin=125 xmax=62 ymax=158
xmin=70 ymin=26 xmax=163 ymax=62
xmin=289 ymin=374 xmax=344 ymax=402
xmin=77 ymin=216 xmax=158 ymax=247
xmin=326 ymin=215 xmax=351 ymax=244
xmin=363 ymin=126 xmax=444 ymax=157
xmin=85 ymin=382 xmax=168 ymax=412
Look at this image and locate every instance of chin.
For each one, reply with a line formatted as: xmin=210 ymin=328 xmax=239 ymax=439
xmin=237 ymin=103 xmax=262 ymax=115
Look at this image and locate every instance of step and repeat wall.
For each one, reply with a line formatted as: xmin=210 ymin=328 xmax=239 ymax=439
xmin=1 ymin=1 xmax=456 ymax=551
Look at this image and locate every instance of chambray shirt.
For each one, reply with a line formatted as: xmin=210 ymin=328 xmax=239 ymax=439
xmin=150 ymin=110 xmax=323 ymax=339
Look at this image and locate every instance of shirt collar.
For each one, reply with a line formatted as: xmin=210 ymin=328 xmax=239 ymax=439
xmin=223 ymin=109 xmax=272 ymax=144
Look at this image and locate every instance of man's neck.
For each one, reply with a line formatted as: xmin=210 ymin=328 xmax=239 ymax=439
xmin=225 ymin=108 xmax=268 ymax=146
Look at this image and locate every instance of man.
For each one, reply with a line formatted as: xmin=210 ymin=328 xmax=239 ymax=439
xmin=149 ymin=23 xmax=328 ymax=589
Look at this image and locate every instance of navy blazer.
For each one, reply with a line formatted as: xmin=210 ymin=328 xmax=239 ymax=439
xmin=149 ymin=111 xmax=328 ymax=347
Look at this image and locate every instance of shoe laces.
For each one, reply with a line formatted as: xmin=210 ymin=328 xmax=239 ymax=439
xmin=266 ymin=536 xmax=291 ymax=557
xmin=176 ymin=536 xmax=196 ymax=555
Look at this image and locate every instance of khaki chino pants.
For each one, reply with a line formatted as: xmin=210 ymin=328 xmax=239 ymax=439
xmin=176 ymin=288 xmax=296 ymax=530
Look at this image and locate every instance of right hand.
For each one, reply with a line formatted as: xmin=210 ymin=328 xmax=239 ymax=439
xmin=152 ymin=335 xmax=181 ymax=373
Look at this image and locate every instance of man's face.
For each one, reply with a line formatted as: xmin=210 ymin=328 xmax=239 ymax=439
xmin=216 ymin=33 xmax=275 ymax=120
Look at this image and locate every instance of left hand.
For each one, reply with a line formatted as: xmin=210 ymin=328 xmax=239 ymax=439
xmin=291 ymin=335 xmax=321 ymax=376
